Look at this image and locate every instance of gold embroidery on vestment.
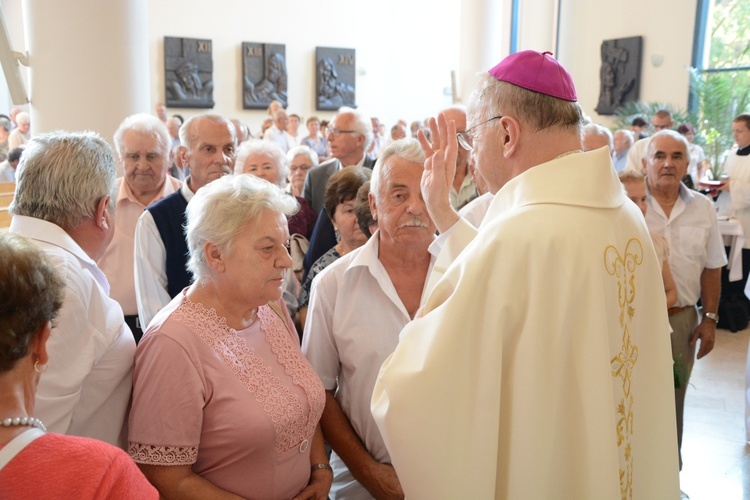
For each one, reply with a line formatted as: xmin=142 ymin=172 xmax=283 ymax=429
xmin=604 ymin=237 xmax=642 ymax=500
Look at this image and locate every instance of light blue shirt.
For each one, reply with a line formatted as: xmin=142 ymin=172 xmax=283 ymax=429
xmin=613 ymin=149 xmax=628 ymax=173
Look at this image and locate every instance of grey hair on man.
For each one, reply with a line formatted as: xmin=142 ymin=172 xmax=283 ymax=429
xmin=614 ymin=129 xmax=634 ymax=148
xmin=186 ymin=174 xmax=298 ymax=283
xmin=179 ymin=113 xmax=236 ymax=150
xmin=338 ymin=106 xmax=374 ymax=152
xmin=370 ymin=138 xmax=426 ymax=202
xmin=11 ymin=131 xmax=116 ymax=229
xmin=582 ymin=123 xmax=614 ymax=152
xmin=234 ymin=139 xmax=290 ymax=186
xmin=113 ymin=113 xmax=171 ymax=159
xmin=644 ymin=129 xmax=692 ymax=165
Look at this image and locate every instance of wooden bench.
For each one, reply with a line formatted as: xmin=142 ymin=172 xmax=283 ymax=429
xmin=0 ymin=207 xmax=11 ymax=229
xmin=0 ymin=182 xmax=15 ymax=229
xmin=0 ymin=191 xmax=14 ymax=205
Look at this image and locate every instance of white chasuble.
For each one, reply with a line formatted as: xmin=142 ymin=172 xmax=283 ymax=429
xmin=372 ymin=147 xmax=680 ymax=499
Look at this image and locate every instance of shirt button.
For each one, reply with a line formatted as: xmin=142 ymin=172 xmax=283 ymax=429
xmin=299 ymin=439 xmax=309 ymax=452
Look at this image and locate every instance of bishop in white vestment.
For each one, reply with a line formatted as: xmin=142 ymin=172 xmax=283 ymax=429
xmin=371 ymin=50 xmax=680 ymax=499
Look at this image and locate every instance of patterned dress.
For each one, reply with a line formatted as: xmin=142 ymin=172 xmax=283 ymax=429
xmin=128 ymin=292 xmax=325 ymax=500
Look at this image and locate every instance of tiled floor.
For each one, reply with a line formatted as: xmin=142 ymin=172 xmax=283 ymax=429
xmin=680 ymin=327 xmax=750 ymax=499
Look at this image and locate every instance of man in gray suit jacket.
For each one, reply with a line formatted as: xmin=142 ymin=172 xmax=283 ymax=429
xmin=303 ymin=108 xmax=375 ymax=271
xmin=304 ymin=108 xmax=375 ymax=213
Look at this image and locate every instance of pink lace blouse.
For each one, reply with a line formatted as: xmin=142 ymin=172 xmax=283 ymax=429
xmin=128 ymin=293 xmax=325 ymax=500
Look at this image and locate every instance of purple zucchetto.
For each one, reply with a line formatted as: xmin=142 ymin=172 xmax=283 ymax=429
xmin=488 ymin=50 xmax=577 ymax=102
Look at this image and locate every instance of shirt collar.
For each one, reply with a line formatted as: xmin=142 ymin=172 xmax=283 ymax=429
xmin=117 ymin=176 xmax=181 ymax=207
xmin=182 ymin=177 xmax=196 ymax=202
xmin=9 ymin=215 xmax=110 ymax=293
xmin=345 ymin=230 xmax=436 ymax=316
xmin=347 ymin=230 xmax=381 ymax=270
xmin=337 ymin=153 xmax=367 ymax=170
xmin=645 ymin=180 xmax=695 ymax=205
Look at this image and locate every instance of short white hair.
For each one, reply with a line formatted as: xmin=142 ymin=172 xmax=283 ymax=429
xmin=113 ymin=113 xmax=171 ymax=159
xmin=614 ymin=129 xmax=634 ymax=147
xmin=287 ymin=145 xmax=319 ymax=167
xmin=179 ymin=114 xmax=236 ymax=149
xmin=15 ymin=112 xmax=29 ymax=125
xmin=337 ymin=107 xmax=374 ymax=152
xmin=234 ymin=140 xmax=289 ymax=187
xmin=645 ymin=129 xmax=692 ymax=166
xmin=370 ymin=138 xmax=425 ymax=202
xmin=186 ymin=174 xmax=298 ymax=283
xmin=583 ymin=123 xmax=613 ymax=150
xmin=11 ymin=131 xmax=116 ymax=229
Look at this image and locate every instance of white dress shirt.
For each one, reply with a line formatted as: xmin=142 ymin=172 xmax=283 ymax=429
xmin=645 ymin=183 xmax=727 ymax=306
xmin=134 ymin=181 xmax=195 ymax=329
xmin=10 ymin=215 xmax=135 ymax=448
xmin=98 ymin=176 xmax=181 ymax=316
xmin=263 ymin=125 xmax=295 ymax=153
xmin=302 ymin=232 xmax=434 ymax=499
xmin=449 ymin=173 xmax=477 ymax=209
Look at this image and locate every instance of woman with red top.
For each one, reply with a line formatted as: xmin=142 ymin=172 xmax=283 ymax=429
xmin=0 ymin=233 xmax=157 ymax=499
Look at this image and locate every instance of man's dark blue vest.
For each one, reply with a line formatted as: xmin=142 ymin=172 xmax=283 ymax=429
xmin=146 ymin=190 xmax=192 ymax=298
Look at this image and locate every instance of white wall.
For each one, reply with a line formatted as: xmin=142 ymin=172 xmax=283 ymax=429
xmin=0 ymin=0 xmax=29 ymax=114
xmin=147 ymin=0 xmax=461 ymax=134
xmin=516 ymin=0 xmax=557 ymax=53
xmin=557 ymin=0 xmax=697 ymax=126
xmin=2 ymin=0 xmax=701 ymax=133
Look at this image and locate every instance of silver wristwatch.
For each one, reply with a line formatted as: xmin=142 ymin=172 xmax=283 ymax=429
xmin=703 ymin=312 xmax=719 ymax=323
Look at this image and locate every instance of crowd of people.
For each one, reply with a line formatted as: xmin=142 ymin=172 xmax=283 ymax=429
xmin=1 ymin=50 xmax=749 ymax=499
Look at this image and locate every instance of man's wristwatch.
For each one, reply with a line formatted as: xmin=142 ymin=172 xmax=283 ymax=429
xmin=704 ymin=312 xmax=719 ymax=323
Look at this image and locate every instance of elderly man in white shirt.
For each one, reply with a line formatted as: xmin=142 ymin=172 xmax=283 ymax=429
xmin=302 ymin=139 xmax=436 ymax=499
xmin=9 ymin=131 xmax=135 ymax=448
xmin=643 ymin=130 xmax=726 ymax=469
xmin=263 ymin=109 xmax=295 ymax=153
xmin=134 ymin=114 xmax=236 ymax=329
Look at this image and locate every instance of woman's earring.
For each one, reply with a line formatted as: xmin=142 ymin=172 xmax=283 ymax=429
xmin=34 ymin=359 xmax=48 ymax=373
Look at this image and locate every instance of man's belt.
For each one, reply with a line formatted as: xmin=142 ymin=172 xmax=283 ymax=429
xmin=668 ymin=305 xmax=694 ymax=317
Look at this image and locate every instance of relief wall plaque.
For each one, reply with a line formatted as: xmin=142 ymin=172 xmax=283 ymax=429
xmin=316 ymin=47 xmax=356 ymax=111
xmin=164 ymin=36 xmax=214 ymax=109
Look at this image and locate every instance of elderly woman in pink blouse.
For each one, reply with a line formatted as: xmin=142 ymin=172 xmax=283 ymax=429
xmin=128 ymin=174 xmax=331 ymax=499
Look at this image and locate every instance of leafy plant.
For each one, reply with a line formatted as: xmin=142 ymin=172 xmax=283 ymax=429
xmin=703 ymin=128 xmax=726 ymax=179
xmin=611 ymin=67 xmax=749 ymax=179
xmin=689 ymin=66 xmax=750 ymax=173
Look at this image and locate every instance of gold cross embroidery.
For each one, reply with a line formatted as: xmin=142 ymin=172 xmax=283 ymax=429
xmin=605 ymin=238 xmax=643 ymax=499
